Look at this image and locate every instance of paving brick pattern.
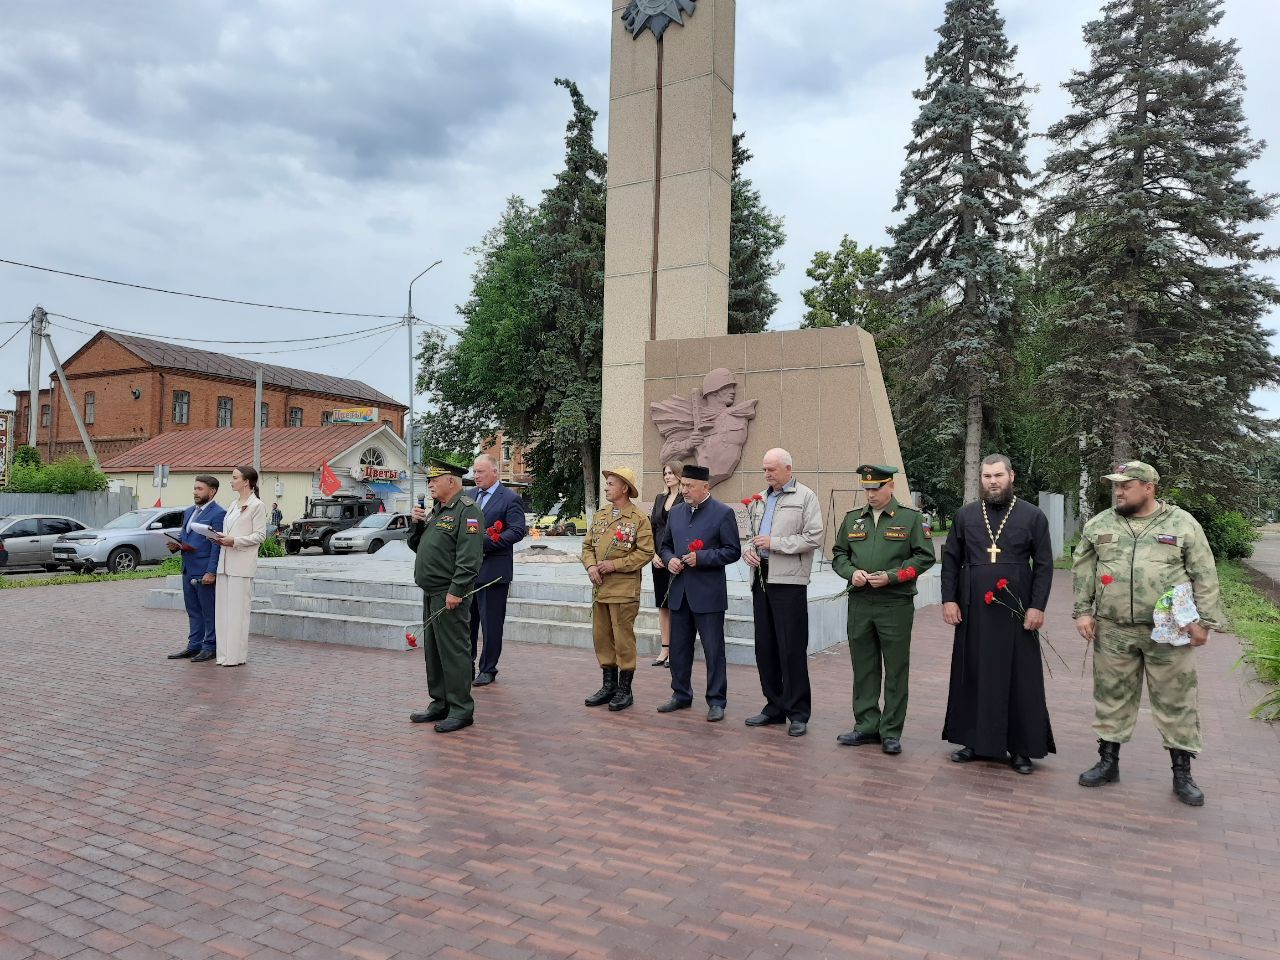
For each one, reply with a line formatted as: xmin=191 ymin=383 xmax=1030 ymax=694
xmin=1 ymin=572 xmax=1277 ymax=960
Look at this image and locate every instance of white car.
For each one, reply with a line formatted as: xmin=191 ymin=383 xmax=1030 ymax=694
xmin=0 ymin=514 xmax=89 ymax=571
xmin=328 ymin=513 xmax=414 ymax=554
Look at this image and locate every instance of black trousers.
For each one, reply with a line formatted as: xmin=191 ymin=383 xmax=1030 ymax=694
xmin=469 ymin=582 xmax=510 ymax=675
xmin=669 ymin=605 xmax=728 ymax=707
xmin=751 ymin=569 xmax=811 ymax=722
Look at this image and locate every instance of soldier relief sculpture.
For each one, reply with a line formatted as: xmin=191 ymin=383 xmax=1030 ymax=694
xmin=650 ymin=368 xmax=757 ymax=488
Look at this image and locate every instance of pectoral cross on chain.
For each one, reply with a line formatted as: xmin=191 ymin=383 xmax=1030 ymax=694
xmin=986 ymin=543 xmax=1002 ymax=564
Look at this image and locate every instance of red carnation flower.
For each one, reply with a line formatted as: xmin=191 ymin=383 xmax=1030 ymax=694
xmin=1100 ymin=573 xmax=1114 ymax=585
xmin=493 ymin=520 xmax=504 ymax=532
xmin=614 ymin=529 xmax=627 ymax=541
xmin=752 ymin=493 xmax=764 ymax=502
xmin=984 ymin=591 xmax=995 ymax=605
xmin=689 ymin=539 xmax=705 ymax=551
xmin=996 ymin=577 xmax=1009 ymax=591
xmin=405 ymin=632 xmax=418 ymax=648
xmin=741 ymin=497 xmax=752 ymax=506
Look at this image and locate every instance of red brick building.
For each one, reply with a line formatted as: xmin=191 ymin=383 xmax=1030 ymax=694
xmin=11 ymin=331 xmax=406 ymax=463
xmin=479 ymin=430 xmax=533 ymax=488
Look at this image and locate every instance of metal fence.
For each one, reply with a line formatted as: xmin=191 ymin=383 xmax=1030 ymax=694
xmin=0 ymin=488 xmax=138 ymax=527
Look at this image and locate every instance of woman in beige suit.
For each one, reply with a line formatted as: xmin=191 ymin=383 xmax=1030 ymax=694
xmin=211 ymin=465 xmax=267 ymax=666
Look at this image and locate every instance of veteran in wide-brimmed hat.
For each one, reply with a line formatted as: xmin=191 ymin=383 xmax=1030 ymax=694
xmin=581 ymin=466 xmax=655 ymax=712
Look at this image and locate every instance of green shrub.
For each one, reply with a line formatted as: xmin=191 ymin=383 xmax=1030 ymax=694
xmin=13 ymin=445 xmax=41 ymax=468
xmin=258 ymin=535 xmax=286 ymax=558
xmin=5 ymin=455 xmax=108 ymax=494
xmin=1164 ymin=489 xmax=1259 ymax=560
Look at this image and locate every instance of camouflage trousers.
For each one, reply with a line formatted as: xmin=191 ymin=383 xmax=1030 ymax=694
xmin=1092 ymin=620 xmax=1201 ymax=754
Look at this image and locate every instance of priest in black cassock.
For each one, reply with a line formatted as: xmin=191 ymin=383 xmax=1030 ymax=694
xmin=941 ymin=454 xmax=1055 ymax=774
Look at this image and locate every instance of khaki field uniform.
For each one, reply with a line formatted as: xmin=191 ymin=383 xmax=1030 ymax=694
xmin=581 ymin=503 xmax=655 ymax=672
xmin=1072 ymin=502 xmax=1225 ymax=753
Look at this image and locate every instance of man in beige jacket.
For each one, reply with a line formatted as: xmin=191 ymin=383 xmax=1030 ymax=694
xmin=742 ymin=448 xmax=824 ymax=737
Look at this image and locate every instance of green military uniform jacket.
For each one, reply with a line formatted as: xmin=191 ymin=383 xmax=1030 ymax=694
xmin=581 ymin=502 xmax=655 ymax=603
xmin=1072 ymin=501 xmax=1225 ymax=629
xmin=407 ymin=494 xmax=486 ymax=596
xmin=831 ymin=497 xmax=936 ymax=600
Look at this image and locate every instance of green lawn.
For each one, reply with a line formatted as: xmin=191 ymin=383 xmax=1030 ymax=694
xmin=0 ymin=556 xmax=182 ymax=590
xmin=1218 ymin=561 xmax=1280 ymax=720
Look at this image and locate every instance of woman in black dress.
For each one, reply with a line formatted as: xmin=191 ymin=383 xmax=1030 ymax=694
xmin=648 ymin=461 xmax=684 ymax=667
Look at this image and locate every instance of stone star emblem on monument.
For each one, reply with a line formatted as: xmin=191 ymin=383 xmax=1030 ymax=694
xmin=621 ymin=0 xmax=696 ymax=40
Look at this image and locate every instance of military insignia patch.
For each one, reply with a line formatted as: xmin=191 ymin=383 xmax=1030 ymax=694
xmin=884 ymin=526 xmax=907 ymax=541
xmin=1157 ymin=534 xmax=1178 ymax=546
xmin=848 ymin=531 xmax=866 ymax=540
xmin=924 ymin=528 xmax=932 ymax=539
xmin=466 ymin=518 xmax=479 ymax=534
xmin=436 ymin=516 xmax=456 ymax=531
xmin=1096 ymin=533 xmax=1116 ymax=544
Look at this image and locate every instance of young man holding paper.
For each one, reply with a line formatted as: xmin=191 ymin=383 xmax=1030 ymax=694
xmin=166 ymin=475 xmax=226 ymax=663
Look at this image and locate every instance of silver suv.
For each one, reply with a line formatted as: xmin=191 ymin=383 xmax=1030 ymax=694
xmin=0 ymin=515 xmax=89 ymax=571
xmin=53 ymin=507 xmax=187 ymax=574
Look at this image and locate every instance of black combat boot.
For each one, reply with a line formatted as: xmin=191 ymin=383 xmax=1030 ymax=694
xmin=1170 ymin=749 xmax=1205 ymax=806
xmin=585 ymin=666 xmax=618 ymax=707
xmin=608 ymin=670 xmax=635 ymax=712
xmin=1078 ymin=739 xmax=1121 ymax=787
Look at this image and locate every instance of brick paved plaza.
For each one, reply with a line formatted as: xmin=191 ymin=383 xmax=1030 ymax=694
xmin=2 ymin=573 xmax=1278 ymax=960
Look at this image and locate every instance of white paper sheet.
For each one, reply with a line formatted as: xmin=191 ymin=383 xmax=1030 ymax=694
xmin=188 ymin=521 xmax=220 ymax=540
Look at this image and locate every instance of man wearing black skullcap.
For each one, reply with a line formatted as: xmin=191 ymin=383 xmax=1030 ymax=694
xmin=656 ymin=463 xmax=742 ymax=722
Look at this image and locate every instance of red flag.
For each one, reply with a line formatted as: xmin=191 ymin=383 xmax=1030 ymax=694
xmin=379 ymin=501 xmax=386 ymax=512
xmin=319 ymin=461 xmax=341 ymax=496
xmin=153 ymin=497 xmax=163 ymax=507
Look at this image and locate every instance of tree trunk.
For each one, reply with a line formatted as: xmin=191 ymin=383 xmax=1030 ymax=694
xmin=963 ymin=381 xmax=982 ymax=503
xmin=580 ymin=441 xmax=598 ymax=515
xmin=1078 ymin=432 xmax=1094 ymax=526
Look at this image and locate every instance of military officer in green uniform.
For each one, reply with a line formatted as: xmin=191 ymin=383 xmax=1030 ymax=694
xmin=831 ymin=465 xmax=936 ymax=755
xmin=1072 ymin=461 xmax=1225 ymax=805
xmin=407 ymin=465 xmax=486 ymax=733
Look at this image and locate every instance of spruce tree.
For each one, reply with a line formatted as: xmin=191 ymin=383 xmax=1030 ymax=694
xmin=1037 ymin=0 xmax=1279 ymax=504
xmin=879 ymin=0 xmax=1032 ymax=502
xmin=727 ymin=130 xmax=786 ymax=334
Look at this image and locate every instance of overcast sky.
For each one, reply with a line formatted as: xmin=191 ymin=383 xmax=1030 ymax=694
xmin=3 ymin=0 xmax=1278 ymax=425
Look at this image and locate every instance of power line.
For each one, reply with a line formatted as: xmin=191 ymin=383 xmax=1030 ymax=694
xmin=0 ymin=321 xmax=27 ymax=352
xmin=47 ymin=311 xmax=402 ymax=345
xmin=343 ymin=328 xmax=401 ymax=378
xmin=0 ymin=257 xmax=405 ymax=319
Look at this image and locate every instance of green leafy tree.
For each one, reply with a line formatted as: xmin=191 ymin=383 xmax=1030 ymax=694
xmin=1037 ymin=0 xmax=1280 ymax=508
xmin=799 ymin=236 xmax=889 ymax=331
xmin=879 ymin=0 xmax=1033 ymax=503
xmin=5 ymin=455 xmax=107 ymax=493
xmin=416 ymin=78 xmax=606 ymax=515
xmin=728 ymin=130 xmax=786 ymax=334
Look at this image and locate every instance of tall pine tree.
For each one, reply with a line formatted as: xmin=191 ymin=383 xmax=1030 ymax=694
xmin=879 ymin=0 xmax=1032 ymax=502
xmin=416 ymin=78 xmax=606 ymax=513
xmin=1037 ymin=0 xmax=1279 ymax=506
xmin=727 ymin=130 xmax=786 ymax=334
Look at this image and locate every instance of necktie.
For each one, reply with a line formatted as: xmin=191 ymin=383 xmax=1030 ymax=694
xmin=478 ymin=489 xmax=489 ymax=510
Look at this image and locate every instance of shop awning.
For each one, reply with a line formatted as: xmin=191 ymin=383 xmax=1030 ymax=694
xmin=366 ymin=481 xmax=404 ymax=495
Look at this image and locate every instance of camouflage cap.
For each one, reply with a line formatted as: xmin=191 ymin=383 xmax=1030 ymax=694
xmin=1102 ymin=461 xmax=1160 ymax=485
xmin=857 ymin=464 xmax=897 ymax=488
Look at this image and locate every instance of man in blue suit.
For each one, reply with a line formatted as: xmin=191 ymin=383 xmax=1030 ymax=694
xmin=166 ymin=475 xmax=225 ymax=663
xmin=657 ymin=463 xmax=742 ymax=721
xmin=469 ymin=454 xmax=528 ymax=685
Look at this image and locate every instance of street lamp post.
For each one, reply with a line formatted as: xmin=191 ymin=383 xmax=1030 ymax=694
xmin=406 ymin=261 xmax=442 ymax=509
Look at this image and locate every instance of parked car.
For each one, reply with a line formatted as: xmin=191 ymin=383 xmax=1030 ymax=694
xmin=52 ymin=507 xmax=187 ymax=574
xmin=328 ymin=512 xmax=413 ymax=554
xmin=282 ymin=494 xmax=384 ymax=554
xmin=0 ymin=515 xmax=89 ymax=571
xmin=533 ymin=502 xmax=588 ymax=536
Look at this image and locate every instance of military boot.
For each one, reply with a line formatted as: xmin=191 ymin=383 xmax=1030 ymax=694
xmin=1170 ymin=749 xmax=1205 ymax=806
xmin=585 ymin=666 xmax=618 ymax=707
xmin=1078 ymin=739 xmax=1120 ymax=787
xmin=608 ymin=670 xmax=635 ymax=712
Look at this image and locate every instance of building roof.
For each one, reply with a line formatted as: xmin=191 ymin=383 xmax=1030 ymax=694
xmin=64 ymin=332 xmax=404 ymax=408
xmin=100 ymin=424 xmax=397 ymax=473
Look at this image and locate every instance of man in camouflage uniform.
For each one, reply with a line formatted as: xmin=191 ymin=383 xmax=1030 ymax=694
xmin=1072 ymin=461 xmax=1225 ymax=805
xmin=407 ymin=466 xmax=486 ymax=733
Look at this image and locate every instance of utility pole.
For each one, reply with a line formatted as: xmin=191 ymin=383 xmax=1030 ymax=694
xmin=253 ymin=367 xmax=263 ymax=476
xmin=26 ymin=306 xmax=46 ymax=449
xmin=406 ymin=261 xmax=442 ymax=509
xmin=42 ymin=330 xmax=97 ymax=463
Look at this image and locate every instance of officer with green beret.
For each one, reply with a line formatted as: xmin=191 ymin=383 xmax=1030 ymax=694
xmin=830 ymin=465 xmax=936 ymax=755
xmin=407 ymin=465 xmax=486 ymax=733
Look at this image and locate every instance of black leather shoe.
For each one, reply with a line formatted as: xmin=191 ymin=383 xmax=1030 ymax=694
xmin=706 ymin=705 xmax=725 ymax=722
xmin=168 ymin=648 xmax=199 ymax=659
xmin=473 ymin=672 xmax=495 ymax=686
xmin=656 ymin=697 xmax=693 ymax=713
xmin=190 ymin=650 xmax=216 ymax=662
xmin=788 ymin=721 xmax=807 ymax=738
xmin=836 ymin=730 xmax=881 ymax=747
xmin=950 ymin=746 xmax=978 ymax=763
xmin=434 ymin=717 xmax=474 ymax=733
xmin=410 ymin=709 xmax=448 ymax=724
xmin=1010 ymin=754 xmax=1033 ymax=775
xmin=882 ymin=737 xmax=902 ymax=755
xmin=745 ymin=712 xmax=786 ymax=727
